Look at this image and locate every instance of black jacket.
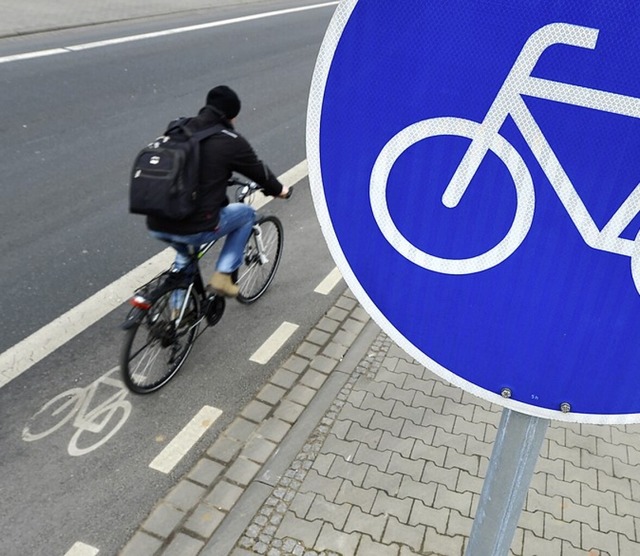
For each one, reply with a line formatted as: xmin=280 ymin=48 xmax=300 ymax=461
xmin=147 ymin=107 xmax=283 ymax=235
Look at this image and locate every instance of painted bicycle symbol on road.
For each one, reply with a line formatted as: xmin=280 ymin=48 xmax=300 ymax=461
xmin=22 ymin=366 xmax=132 ymax=456
xmin=371 ymin=22 xmax=640 ymax=289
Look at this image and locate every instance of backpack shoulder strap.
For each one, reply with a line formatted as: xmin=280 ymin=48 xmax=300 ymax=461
xmin=165 ymin=115 xmax=226 ymax=141
xmin=191 ymin=123 xmax=225 ymax=142
xmin=165 ymin=116 xmax=191 ymax=137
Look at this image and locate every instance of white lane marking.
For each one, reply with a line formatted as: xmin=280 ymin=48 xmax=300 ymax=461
xmin=149 ymin=405 xmax=222 ymax=474
xmin=0 ymin=2 xmax=339 ymax=64
xmin=314 ymin=266 xmax=342 ymax=295
xmin=64 ymin=542 xmax=99 ymax=556
xmin=0 ymin=162 xmax=308 ymax=389
xmin=0 ymin=48 xmax=68 ymax=64
xmin=250 ymin=322 xmax=299 ymax=364
xmin=0 ymin=251 xmax=173 ymax=389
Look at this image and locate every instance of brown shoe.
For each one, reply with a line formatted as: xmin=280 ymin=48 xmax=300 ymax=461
xmin=209 ymin=272 xmax=239 ymax=298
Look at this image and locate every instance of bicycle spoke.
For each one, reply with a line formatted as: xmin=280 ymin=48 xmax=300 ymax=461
xmin=243 ymin=262 xmax=268 ymax=290
xmin=126 ymin=334 xmax=157 ymax=362
xmin=237 ymin=216 xmax=283 ymax=304
xmin=130 ymin=342 xmax=163 ymax=383
xmin=121 ymin=286 xmax=200 ymax=394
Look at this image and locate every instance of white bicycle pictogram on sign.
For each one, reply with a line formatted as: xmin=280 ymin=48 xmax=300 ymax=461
xmin=22 ymin=366 xmax=132 ymax=456
xmin=371 ymin=22 xmax=640 ymax=289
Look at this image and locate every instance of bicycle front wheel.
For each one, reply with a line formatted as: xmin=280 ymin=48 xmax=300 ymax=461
xmin=370 ymin=116 xmax=534 ymax=274
xmin=120 ymin=287 xmax=200 ymax=394
xmin=236 ymin=215 xmax=284 ymax=304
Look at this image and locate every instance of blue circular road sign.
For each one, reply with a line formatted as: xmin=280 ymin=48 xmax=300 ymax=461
xmin=307 ymin=0 xmax=640 ymax=422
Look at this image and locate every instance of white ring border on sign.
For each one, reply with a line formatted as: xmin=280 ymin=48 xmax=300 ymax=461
xmin=305 ymin=0 xmax=640 ymax=425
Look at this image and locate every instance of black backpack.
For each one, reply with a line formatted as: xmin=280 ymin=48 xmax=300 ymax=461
xmin=129 ymin=119 xmax=224 ymax=220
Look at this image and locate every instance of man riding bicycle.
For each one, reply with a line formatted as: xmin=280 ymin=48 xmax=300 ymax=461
xmin=147 ymin=85 xmax=290 ymax=297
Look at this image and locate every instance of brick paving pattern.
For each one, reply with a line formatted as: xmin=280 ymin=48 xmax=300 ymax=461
xmin=120 ymin=288 xmax=640 ymax=555
xmin=229 ymin=332 xmax=640 ymax=556
xmin=234 ymin=330 xmax=387 ymax=555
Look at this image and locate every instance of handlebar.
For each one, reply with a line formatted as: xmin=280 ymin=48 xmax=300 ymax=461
xmin=230 ymin=176 xmax=293 ymax=203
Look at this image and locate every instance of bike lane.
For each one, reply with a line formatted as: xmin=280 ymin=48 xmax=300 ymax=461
xmin=0 ymin=178 xmax=343 ymax=556
xmin=0 ymin=1 xmax=343 ymax=554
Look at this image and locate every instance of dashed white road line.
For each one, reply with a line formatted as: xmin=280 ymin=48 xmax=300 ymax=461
xmin=250 ymin=322 xmax=299 ymax=364
xmin=149 ymin=405 xmax=223 ymax=474
xmin=64 ymin=542 xmax=99 ymax=556
xmin=0 ymin=2 xmax=339 ymax=64
xmin=314 ymin=266 xmax=343 ymax=295
xmin=0 ymin=160 xmax=308 ymax=390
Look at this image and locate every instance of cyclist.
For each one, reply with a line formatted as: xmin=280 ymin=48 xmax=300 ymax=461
xmin=147 ymin=85 xmax=290 ymax=297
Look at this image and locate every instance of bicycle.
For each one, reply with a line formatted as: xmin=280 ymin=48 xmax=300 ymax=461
xmin=120 ymin=178 xmax=289 ymax=394
xmin=370 ymin=22 xmax=640 ymax=285
xmin=22 ymin=366 xmax=131 ymax=456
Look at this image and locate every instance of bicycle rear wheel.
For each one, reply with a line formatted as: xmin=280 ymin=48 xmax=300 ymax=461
xmin=236 ymin=215 xmax=283 ymax=304
xmin=120 ymin=286 xmax=200 ymax=394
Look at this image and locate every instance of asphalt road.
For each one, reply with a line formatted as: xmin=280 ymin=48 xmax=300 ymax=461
xmin=0 ymin=3 xmax=341 ymax=555
xmin=0 ymin=0 xmax=334 ymax=352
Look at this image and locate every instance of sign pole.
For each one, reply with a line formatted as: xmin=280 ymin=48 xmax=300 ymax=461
xmin=466 ymin=408 xmax=549 ymax=556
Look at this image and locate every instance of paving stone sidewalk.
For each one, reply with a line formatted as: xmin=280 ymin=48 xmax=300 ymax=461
xmin=120 ymin=287 xmax=640 ymax=555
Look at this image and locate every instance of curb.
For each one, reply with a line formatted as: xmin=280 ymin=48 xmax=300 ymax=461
xmin=0 ymin=0 xmax=328 ymax=39
xmin=225 ymin=326 xmax=390 ymax=556
xmin=118 ymin=287 xmax=377 ymax=556
xmin=203 ymin=317 xmax=381 ymax=555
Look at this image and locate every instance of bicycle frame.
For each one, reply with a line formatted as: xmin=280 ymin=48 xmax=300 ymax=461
xmin=132 ymin=178 xmax=273 ymax=317
xmin=249 ymin=225 xmax=270 ymax=265
xmin=194 ymin=222 xmax=270 ymax=281
xmin=444 ymin=22 xmax=640 ymax=259
xmin=149 ymin=220 xmax=267 ymax=329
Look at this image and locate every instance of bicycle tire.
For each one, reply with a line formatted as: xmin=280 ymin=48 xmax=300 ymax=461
xmin=370 ymin=116 xmax=534 ymax=274
xmin=236 ymin=215 xmax=284 ymax=304
xmin=120 ymin=286 xmax=200 ymax=394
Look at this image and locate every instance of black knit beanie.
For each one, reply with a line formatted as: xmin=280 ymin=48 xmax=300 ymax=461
xmin=206 ymin=85 xmax=241 ymax=119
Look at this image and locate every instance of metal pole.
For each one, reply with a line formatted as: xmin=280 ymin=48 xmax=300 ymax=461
xmin=465 ymin=408 xmax=549 ymax=556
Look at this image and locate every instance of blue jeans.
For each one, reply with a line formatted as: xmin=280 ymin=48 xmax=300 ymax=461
xmin=150 ymin=203 xmax=256 ymax=274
